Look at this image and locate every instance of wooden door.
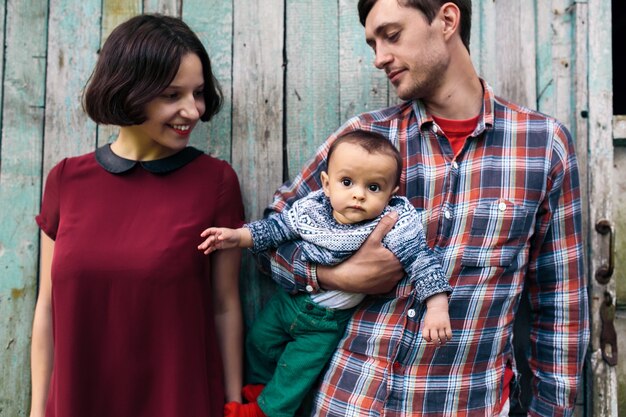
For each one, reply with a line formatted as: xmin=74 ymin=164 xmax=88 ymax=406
xmin=0 ymin=0 xmax=616 ymax=415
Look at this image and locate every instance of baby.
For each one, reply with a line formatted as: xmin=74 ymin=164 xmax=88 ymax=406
xmin=199 ymin=130 xmax=452 ymax=417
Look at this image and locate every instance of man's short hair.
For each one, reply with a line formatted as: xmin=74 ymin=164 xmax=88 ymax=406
xmin=358 ymin=0 xmax=472 ymax=52
xmin=328 ymin=130 xmax=403 ymax=187
xmin=83 ymin=14 xmax=222 ymax=126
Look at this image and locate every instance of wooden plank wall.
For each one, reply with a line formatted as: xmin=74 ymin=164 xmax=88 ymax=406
xmin=0 ymin=0 xmax=597 ymax=415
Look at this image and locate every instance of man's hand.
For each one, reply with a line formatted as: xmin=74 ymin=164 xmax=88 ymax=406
xmin=317 ymin=212 xmax=404 ymax=294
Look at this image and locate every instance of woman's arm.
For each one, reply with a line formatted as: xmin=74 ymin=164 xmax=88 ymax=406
xmin=211 ymin=248 xmax=243 ymax=403
xmin=30 ymin=232 xmax=54 ymax=417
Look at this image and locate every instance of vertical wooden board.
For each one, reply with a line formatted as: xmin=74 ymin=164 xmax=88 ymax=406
xmin=232 ymin=0 xmax=284 ymax=321
xmin=469 ymin=0 xmax=481 ymax=73
xmin=0 ymin=0 xmax=48 ymax=415
xmin=536 ymin=0 xmax=555 ymax=114
xmin=338 ymin=0 xmax=389 ymax=122
xmin=476 ymin=0 xmax=497 ymax=86
xmin=286 ymin=0 xmax=339 ymax=179
xmin=101 ymin=0 xmax=142 ymax=43
xmin=587 ymin=0 xmax=617 ymax=415
xmin=0 ymin=3 xmax=5 ymax=139
xmin=183 ymin=0 xmax=233 ymax=161
xmin=96 ymin=0 xmax=143 ymax=149
xmin=494 ymin=0 xmax=536 ymax=107
xmin=143 ymin=0 xmax=180 ymax=16
xmin=44 ymin=0 xmax=102 ymax=175
xmin=546 ymin=0 xmax=576 ymax=131
xmin=536 ymin=0 xmax=577 ymax=130
xmin=232 ymin=0 xmax=284 ymax=221
xmin=573 ymin=1 xmax=588 ymax=288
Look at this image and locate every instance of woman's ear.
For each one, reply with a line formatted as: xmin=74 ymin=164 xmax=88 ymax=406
xmin=320 ymin=171 xmax=331 ymax=197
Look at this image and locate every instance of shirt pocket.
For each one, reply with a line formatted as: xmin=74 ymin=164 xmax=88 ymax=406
xmin=461 ymin=199 xmax=533 ymax=268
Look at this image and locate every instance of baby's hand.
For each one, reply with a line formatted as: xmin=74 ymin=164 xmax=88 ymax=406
xmin=421 ymin=292 xmax=452 ymax=346
xmin=197 ymin=227 xmax=240 ymax=254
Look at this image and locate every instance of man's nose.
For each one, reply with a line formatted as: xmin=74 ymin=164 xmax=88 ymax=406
xmin=374 ymin=46 xmax=392 ymax=69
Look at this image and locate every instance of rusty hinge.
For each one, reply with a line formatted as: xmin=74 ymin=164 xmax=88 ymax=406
xmin=600 ymin=291 xmax=618 ymax=366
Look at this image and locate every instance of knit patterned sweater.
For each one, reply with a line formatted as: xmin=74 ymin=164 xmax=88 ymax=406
xmin=246 ymin=190 xmax=451 ymax=305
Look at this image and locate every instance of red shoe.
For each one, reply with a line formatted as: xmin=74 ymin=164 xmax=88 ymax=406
xmin=224 ymin=401 xmax=241 ymax=417
xmin=223 ymin=401 xmax=266 ymax=417
xmin=242 ymin=384 xmax=265 ymax=403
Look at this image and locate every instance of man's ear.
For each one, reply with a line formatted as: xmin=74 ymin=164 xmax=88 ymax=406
xmin=320 ymin=171 xmax=331 ymax=197
xmin=439 ymin=2 xmax=461 ymax=41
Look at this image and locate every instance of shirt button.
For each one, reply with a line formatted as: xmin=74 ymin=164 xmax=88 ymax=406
xmin=444 ymin=210 xmax=451 ymax=219
xmin=407 ymin=309 xmax=416 ymax=318
xmin=498 ymin=202 xmax=507 ymax=212
xmin=305 ymin=285 xmax=314 ymax=293
xmin=452 ymin=161 xmax=459 ymax=169
xmin=433 ymin=125 xmax=439 ymax=134
xmin=393 ymin=362 xmax=402 ymax=370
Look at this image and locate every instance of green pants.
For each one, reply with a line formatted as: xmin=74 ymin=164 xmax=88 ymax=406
xmin=246 ymin=290 xmax=354 ymax=417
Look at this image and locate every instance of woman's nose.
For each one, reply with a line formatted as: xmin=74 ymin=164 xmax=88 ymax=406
xmin=179 ymin=95 xmax=201 ymax=119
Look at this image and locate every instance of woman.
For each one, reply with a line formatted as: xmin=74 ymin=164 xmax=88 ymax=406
xmin=30 ymin=14 xmax=244 ymax=417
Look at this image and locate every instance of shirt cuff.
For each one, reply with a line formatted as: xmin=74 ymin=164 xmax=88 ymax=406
xmin=294 ymin=257 xmax=320 ymax=294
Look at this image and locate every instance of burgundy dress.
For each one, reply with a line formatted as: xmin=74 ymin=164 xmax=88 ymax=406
xmin=36 ymin=145 xmax=244 ymax=417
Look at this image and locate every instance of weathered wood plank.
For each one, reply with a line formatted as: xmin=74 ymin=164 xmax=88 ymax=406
xmin=0 ymin=0 xmax=48 ymax=415
xmin=232 ymin=0 xmax=285 ymax=321
xmin=286 ymin=0 xmax=340 ymax=179
xmin=339 ymin=0 xmax=390 ymax=121
xmin=143 ymin=0 xmax=180 ymax=16
xmin=469 ymin=1 xmax=481 ymax=74
xmin=44 ymin=0 xmax=102 ymax=175
xmin=536 ymin=0 xmax=578 ymax=145
xmin=96 ymin=0 xmax=142 ymax=149
xmin=0 ymin=1 xmax=5 ymax=139
xmin=232 ymin=0 xmax=284 ymax=222
xmin=573 ymin=0 xmax=589 ymax=286
xmin=494 ymin=0 xmax=536 ymax=107
xmin=475 ymin=0 xmax=497 ymax=86
xmin=587 ymin=0 xmax=618 ymax=414
xmin=183 ymin=0 xmax=233 ymax=160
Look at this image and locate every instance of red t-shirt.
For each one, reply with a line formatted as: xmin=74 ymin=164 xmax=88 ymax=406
xmin=431 ymin=114 xmax=479 ymax=157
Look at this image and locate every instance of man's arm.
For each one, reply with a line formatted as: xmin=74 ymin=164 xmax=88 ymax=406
xmin=317 ymin=211 xmax=404 ymax=294
xmin=526 ymin=123 xmax=589 ymax=417
xmin=263 ymin=121 xmax=403 ymax=294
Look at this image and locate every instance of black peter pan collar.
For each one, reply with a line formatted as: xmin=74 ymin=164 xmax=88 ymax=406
xmin=95 ymin=144 xmax=203 ymax=174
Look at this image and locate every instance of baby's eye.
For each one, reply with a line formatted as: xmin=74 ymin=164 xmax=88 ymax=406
xmin=341 ymin=178 xmax=352 ymax=187
xmin=368 ymin=184 xmax=381 ymax=192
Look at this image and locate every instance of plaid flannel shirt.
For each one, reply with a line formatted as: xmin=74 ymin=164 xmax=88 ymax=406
xmin=263 ymin=80 xmax=589 ymax=417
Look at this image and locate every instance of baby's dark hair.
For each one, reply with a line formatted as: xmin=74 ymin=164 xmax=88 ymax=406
xmin=83 ymin=14 xmax=222 ymax=126
xmin=327 ymin=130 xmax=402 ymax=187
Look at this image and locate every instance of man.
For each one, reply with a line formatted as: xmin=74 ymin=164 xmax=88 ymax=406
xmin=263 ymin=0 xmax=589 ymax=416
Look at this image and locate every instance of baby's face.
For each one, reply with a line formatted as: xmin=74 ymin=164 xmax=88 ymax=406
xmin=321 ymin=142 xmax=399 ymax=224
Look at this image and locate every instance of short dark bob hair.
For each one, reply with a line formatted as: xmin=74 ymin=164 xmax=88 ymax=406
xmin=83 ymin=14 xmax=222 ymax=126
xmin=358 ymin=0 xmax=472 ymax=52
xmin=327 ymin=130 xmax=403 ymax=187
